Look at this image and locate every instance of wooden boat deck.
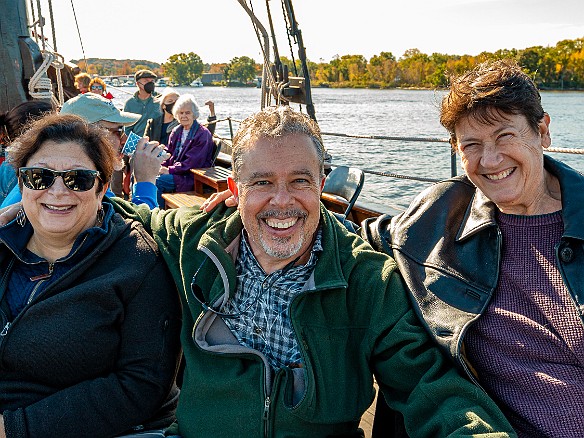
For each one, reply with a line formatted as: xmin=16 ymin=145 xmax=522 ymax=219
xmin=359 ymin=386 xmax=377 ymax=437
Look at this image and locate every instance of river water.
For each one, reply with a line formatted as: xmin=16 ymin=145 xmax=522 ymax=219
xmin=111 ymin=86 xmax=584 ymax=211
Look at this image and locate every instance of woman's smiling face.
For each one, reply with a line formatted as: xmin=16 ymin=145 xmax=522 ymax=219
xmin=455 ymin=110 xmax=556 ymax=215
xmin=21 ymin=140 xmax=106 ymax=245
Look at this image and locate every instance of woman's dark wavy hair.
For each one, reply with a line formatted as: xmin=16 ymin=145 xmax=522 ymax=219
xmin=440 ymin=59 xmax=545 ymax=149
xmin=0 ymin=101 xmax=55 ymax=144
xmin=9 ymin=113 xmax=116 ymax=193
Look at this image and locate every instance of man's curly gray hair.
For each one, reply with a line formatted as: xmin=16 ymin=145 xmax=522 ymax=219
xmin=231 ymin=106 xmax=325 ymax=181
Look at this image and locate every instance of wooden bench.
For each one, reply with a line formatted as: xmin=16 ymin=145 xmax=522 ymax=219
xmin=191 ymin=166 xmax=232 ymax=194
xmin=320 ymin=192 xmax=381 ymax=224
xmin=162 ymin=192 xmax=207 ymax=209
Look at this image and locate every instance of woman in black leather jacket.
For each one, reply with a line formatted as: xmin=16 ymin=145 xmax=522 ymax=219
xmin=369 ymin=59 xmax=584 ymax=438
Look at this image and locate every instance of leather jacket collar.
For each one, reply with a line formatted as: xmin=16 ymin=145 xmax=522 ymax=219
xmin=457 ymin=155 xmax=584 ymax=242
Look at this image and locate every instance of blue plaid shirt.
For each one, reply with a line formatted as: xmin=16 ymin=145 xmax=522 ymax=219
xmin=222 ymin=228 xmax=323 ymax=370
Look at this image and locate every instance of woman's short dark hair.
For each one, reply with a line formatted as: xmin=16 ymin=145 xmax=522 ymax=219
xmin=9 ymin=113 xmax=116 ymax=192
xmin=440 ymin=59 xmax=545 ymax=148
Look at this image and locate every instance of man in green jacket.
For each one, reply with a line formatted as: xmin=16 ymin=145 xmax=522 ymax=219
xmin=107 ymin=106 xmax=514 ymax=437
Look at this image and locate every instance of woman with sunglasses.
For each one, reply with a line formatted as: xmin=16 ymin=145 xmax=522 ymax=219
xmin=88 ymin=77 xmax=114 ymax=100
xmin=0 ymin=113 xmax=181 ymax=438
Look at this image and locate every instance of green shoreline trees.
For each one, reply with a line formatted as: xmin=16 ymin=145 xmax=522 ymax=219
xmin=76 ymin=37 xmax=584 ymax=90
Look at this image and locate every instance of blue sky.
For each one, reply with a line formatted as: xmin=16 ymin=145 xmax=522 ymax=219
xmin=38 ymin=0 xmax=584 ymax=64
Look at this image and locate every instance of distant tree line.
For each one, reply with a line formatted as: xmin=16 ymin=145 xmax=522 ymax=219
xmin=76 ymin=37 xmax=584 ymax=89
xmin=72 ymin=58 xmax=162 ymax=76
xmin=305 ymin=38 xmax=584 ymax=89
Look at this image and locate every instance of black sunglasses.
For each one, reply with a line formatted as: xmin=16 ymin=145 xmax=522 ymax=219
xmin=103 ymin=126 xmax=125 ymax=140
xmin=19 ymin=167 xmax=101 ymax=192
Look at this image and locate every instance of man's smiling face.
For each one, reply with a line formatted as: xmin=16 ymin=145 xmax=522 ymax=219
xmin=229 ymin=133 xmax=324 ymax=274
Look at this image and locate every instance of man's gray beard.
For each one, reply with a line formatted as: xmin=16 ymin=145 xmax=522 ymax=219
xmin=259 ymin=233 xmax=305 ymax=260
xmin=113 ymin=158 xmax=124 ymax=172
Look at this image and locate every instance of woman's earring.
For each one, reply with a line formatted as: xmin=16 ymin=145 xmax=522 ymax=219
xmin=96 ymin=207 xmax=105 ymax=226
xmin=16 ymin=207 xmax=27 ymax=227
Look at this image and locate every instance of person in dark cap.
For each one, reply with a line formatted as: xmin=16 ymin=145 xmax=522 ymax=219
xmin=119 ymin=69 xmax=162 ymax=198
xmin=124 ymin=69 xmax=161 ymax=138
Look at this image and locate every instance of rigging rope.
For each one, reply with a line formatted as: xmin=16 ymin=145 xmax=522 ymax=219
xmin=24 ymin=0 xmax=65 ymax=107
xmin=35 ymin=0 xmax=46 ymax=50
xmin=281 ymin=0 xmax=298 ymax=77
xmin=28 ymin=0 xmax=38 ymax=44
xmin=548 ymin=147 xmax=584 ymax=154
xmin=70 ymin=0 xmax=87 ymax=68
xmin=361 ymin=168 xmax=440 ymax=183
xmin=217 ymin=120 xmax=584 ymax=155
xmin=47 ymin=0 xmax=58 ymax=52
xmin=245 ymin=0 xmax=275 ymax=108
xmin=321 ymin=131 xmax=449 ymax=143
xmin=28 ymin=51 xmax=57 ymax=104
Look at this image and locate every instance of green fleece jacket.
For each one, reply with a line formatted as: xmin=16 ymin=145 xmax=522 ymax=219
xmin=107 ymin=199 xmax=515 ymax=438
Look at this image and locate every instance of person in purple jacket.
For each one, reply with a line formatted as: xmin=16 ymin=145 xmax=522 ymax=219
xmin=156 ymin=94 xmax=214 ymax=207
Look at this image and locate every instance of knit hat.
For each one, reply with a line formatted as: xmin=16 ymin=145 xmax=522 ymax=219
xmin=60 ymin=93 xmax=140 ymax=126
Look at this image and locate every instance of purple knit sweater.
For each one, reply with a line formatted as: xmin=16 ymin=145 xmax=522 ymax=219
xmin=465 ymin=211 xmax=584 ymax=438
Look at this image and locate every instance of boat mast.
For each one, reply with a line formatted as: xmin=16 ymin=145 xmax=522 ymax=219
xmin=0 ymin=0 xmax=39 ymax=112
xmin=282 ymin=0 xmax=316 ymax=121
xmin=237 ymin=0 xmax=272 ymax=110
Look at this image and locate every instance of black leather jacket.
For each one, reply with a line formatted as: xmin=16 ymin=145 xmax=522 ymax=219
xmin=365 ymin=155 xmax=584 ymax=378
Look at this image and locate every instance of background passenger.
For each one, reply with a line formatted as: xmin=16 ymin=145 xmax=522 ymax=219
xmin=155 ymin=94 xmax=214 ymax=207
xmin=89 ymin=77 xmax=114 ymax=100
xmin=0 ymin=101 xmax=55 ymax=204
xmin=144 ymin=89 xmax=218 ymax=148
xmin=0 ymin=113 xmax=181 ymax=438
xmin=74 ymin=72 xmax=91 ymax=94
xmin=124 ymin=69 xmax=161 ymax=137
xmin=122 ymin=70 xmax=162 ymax=199
xmin=144 ymin=88 xmax=180 ymax=147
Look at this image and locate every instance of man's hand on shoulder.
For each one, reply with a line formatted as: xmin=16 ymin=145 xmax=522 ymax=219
xmin=201 ymin=189 xmax=237 ymax=212
xmin=0 ymin=202 xmax=21 ymax=227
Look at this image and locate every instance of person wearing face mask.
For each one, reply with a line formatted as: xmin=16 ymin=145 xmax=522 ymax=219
xmin=144 ymin=88 xmax=180 ymax=147
xmin=145 ymin=90 xmax=218 ymax=147
xmin=123 ymin=70 xmax=162 ymax=138
xmin=119 ymin=70 xmax=162 ymax=198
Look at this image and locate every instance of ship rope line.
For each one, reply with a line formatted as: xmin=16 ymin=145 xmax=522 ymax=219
xmin=218 ymin=118 xmax=584 ymax=155
xmin=26 ymin=0 xmax=66 ymax=107
xmin=212 ymin=118 xmax=584 ymax=184
xmin=240 ymin=0 xmax=280 ymax=108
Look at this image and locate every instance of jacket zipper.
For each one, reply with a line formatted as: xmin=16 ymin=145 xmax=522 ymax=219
xmin=1 ymin=233 xmax=90 ymax=340
xmin=0 ymin=258 xmax=16 ymax=338
xmin=0 ymin=263 xmax=53 ymax=340
xmin=194 ymin=298 xmax=275 ymax=437
xmin=263 ymin=395 xmax=271 ymax=437
xmin=27 ymin=263 xmax=54 ymax=304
